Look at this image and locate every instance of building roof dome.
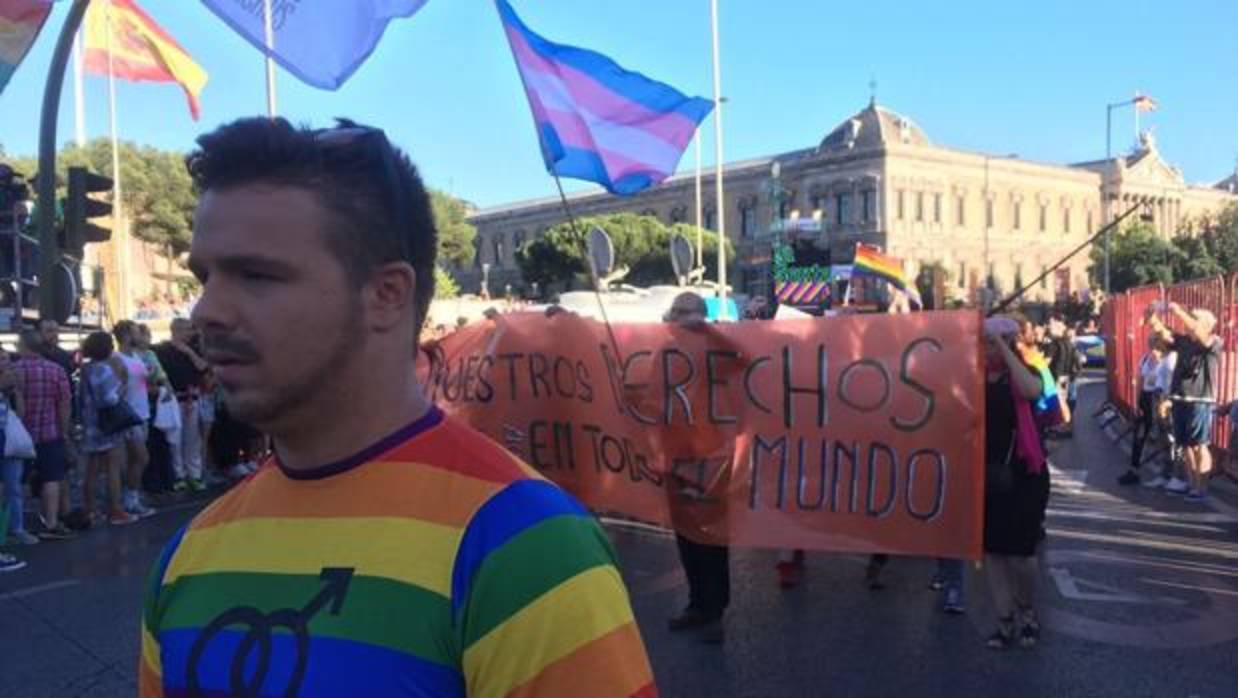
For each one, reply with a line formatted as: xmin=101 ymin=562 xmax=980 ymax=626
xmin=818 ymin=101 xmax=930 ymax=153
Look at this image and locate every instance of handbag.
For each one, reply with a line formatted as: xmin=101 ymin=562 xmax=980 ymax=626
xmin=91 ymin=364 xmax=143 ymax=436
xmin=1 ymin=401 xmax=36 ymax=459
xmin=153 ymin=387 xmax=181 ymax=432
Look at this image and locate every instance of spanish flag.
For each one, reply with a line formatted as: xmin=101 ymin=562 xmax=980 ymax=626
xmin=83 ymin=0 xmax=207 ymax=119
xmin=852 ymin=243 xmax=923 ymax=308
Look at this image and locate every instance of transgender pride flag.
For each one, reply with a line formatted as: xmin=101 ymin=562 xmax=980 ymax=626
xmin=0 ymin=0 xmax=52 ymax=96
xmin=496 ymin=0 xmax=713 ymax=196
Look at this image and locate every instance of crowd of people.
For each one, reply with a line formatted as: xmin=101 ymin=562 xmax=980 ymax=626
xmin=0 ymin=317 xmax=265 ymax=574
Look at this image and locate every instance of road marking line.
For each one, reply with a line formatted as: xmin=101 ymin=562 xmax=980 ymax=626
xmin=0 ymin=579 xmax=80 ymax=601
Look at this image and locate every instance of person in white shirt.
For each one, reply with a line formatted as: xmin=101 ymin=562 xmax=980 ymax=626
xmin=1122 ymin=337 xmax=1169 ymax=485
xmin=112 ymin=320 xmax=156 ymax=518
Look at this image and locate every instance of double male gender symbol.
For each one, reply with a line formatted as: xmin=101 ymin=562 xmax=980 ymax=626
xmin=186 ymin=567 xmax=354 ymax=698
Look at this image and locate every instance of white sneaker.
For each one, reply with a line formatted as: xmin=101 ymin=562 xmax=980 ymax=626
xmin=227 ymin=464 xmax=250 ymax=479
xmin=0 ymin=553 xmax=26 ymax=573
xmin=1141 ymin=476 xmax=1167 ymax=489
xmin=126 ymin=497 xmax=157 ymax=518
xmin=241 ymin=461 xmax=260 ymax=475
xmin=1164 ymin=478 xmax=1190 ymax=494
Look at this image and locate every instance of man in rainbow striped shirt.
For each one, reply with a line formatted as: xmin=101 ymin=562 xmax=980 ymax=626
xmin=138 ymin=117 xmax=657 ymax=697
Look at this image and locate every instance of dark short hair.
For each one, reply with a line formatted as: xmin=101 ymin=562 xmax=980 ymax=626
xmin=18 ymin=328 xmax=42 ymax=352
xmin=185 ymin=117 xmax=438 ymax=332
xmin=113 ymin=319 xmax=136 ymax=344
xmin=82 ymin=331 xmax=114 ymax=361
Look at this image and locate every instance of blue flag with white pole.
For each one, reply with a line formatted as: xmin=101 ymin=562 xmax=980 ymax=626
xmin=199 ymin=0 xmax=430 ymax=89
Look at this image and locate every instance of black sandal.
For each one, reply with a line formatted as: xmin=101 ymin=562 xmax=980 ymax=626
xmin=986 ymin=616 xmax=1016 ymax=650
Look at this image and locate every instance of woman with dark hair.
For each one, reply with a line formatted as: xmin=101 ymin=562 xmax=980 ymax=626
xmin=982 ymin=315 xmax=1052 ymax=650
xmin=79 ymin=332 xmax=136 ymax=526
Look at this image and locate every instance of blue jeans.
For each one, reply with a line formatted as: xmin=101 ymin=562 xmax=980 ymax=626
xmin=936 ymin=558 xmax=965 ymax=599
xmin=1 ymin=458 xmax=24 ymax=537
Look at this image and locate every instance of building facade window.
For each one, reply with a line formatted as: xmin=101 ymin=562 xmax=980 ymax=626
xmin=861 ymin=190 xmax=873 ymax=222
xmin=896 ymin=189 xmax=905 ymax=220
xmin=836 ymin=193 xmax=851 ymax=226
xmin=985 ymin=200 xmax=994 ymax=228
xmin=915 ymin=192 xmax=924 ymax=222
xmin=1063 ymin=208 xmax=1071 ymax=233
xmin=958 ymin=262 xmax=966 ymax=289
xmin=1087 ymin=210 xmax=1094 ymax=233
xmin=473 ymin=239 xmax=482 ymax=269
xmin=957 ymin=196 xmax=966 ymax=225
xmin=492 ymin=236 xmax=504 ymax=267
xmin=933 ymin=193 xmax=942 ymax=223
xmin=778 ymin=200 xmax=791 ymax=222
xmin=1040 ymin=265 xmax=1048 ymax=289
xmin=1014 ymin=263 xmax=1024 ymax=289
xmin=740 ymin=204 xmax=757 ymax=238
xmin=513 ymin=230 xmax=526 ymax=252
xmin=1013 ymin=202 xmax=1022 ymax=230
xmin=704 ymin=208 xmax=716 ymax=231
xmin=1039 ymin=204 xmax=1047 ymax=232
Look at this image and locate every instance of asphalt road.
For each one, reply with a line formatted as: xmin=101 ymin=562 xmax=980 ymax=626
xmin=3 ymin=378 xmax=1237 ymax=698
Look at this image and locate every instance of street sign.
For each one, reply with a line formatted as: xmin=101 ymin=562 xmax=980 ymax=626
xmin=586 ymin=225 xmax=614 ymax=279
xmin=670 ymin=234 xmax=693 ymax=283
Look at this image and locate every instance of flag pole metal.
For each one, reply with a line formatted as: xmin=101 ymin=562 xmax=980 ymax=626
xmin=36 ymin=0 xmax=92 ymax=323
xmin=263 ymin=0 xmax=277 ymax=117
xmin=709 ymin=0 xmax=727 ymax=320
xmin=105 ymin=0 xmax=130 ymax=321
xmin=73 ymin=27 xmax=86 ymax=147
xmin=550 ymin=175 xmax=624 ymax=366
xmin=694 ymin=128 xmax=703 ymax=271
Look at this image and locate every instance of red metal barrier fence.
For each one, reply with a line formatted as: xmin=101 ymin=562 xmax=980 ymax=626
xmin=1102 ymin=272 xmax=1237 ymax=476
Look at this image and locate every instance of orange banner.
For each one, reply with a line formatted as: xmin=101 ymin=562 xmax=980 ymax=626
xmin=418 ymin=310 xmax=985 ymax=559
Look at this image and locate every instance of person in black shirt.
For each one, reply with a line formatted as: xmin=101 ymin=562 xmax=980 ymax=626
xmin=153 ymin=318 xmax=209 ymax=491
xmin=1147 ymin=303 xmax=1222 ymax=501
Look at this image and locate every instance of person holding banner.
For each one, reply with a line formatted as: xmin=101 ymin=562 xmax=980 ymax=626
xmin=661 ymin=292 xmax=736 ymax=645
xmin=982 ymin=316 xmax=1052 ymax=650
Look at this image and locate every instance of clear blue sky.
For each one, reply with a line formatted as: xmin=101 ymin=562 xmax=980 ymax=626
xmin=2 ymin=0 xmax=1235 ymax=208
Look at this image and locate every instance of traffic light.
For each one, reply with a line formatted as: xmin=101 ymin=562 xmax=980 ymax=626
xmin=63 ymin=166 xmax=113 ymax=258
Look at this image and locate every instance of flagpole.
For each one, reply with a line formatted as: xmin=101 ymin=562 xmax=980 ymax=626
xmin=263 ymin=0 xmax=277 ymax=117
xmin=73 ymin=28 xmax=86 ymax=147
xmin=105 ymin=0 xmax=129 ymax=320
xmin=709 ymin=0 xmax=727 ymax=319
xmin=694 ymin=128 xmax=703 ymax=271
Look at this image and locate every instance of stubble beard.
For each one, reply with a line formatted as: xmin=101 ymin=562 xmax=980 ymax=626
xmin=222 ymin=307 xmax=365 ymax=433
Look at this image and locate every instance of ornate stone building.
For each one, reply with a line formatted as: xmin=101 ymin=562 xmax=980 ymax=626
xmin=460 ymin=101 xmax=1237 ymax=303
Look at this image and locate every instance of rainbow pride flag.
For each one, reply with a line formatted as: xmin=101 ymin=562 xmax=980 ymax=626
xmin=1017 ymin=344 xmax=1064 ymax=426
xmin=852 ymin=243 xmax=923 ymax=308
xmin=0 ymin=0 xmax=52 ymax=96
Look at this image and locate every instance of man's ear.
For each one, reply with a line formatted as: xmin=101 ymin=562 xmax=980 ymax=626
xmin=365 ymin=262 xmax=418 ymax=334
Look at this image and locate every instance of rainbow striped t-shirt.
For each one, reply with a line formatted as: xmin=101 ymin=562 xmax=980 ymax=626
xmin=139 ymin=407 xmax=657 ymax=698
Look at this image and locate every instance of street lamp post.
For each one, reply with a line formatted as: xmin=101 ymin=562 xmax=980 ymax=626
xmin=1104 ymin=94 xmax=1155 ymax=294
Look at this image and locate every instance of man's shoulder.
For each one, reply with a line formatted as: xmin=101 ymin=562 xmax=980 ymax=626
xmin=396 ymin=413 xmax=543 ymax=487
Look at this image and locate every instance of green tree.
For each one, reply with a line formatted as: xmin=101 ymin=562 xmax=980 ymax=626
xmin=515 ymin=213 xmax=733 ymax=291
xmin=430 ymin=190 xmax=476 ymax=269
xmin=1088 ymin=222 xmax=1180 ymax=292
xmin=434 ymin=266 xmax=459 ymax=299
xmin=1 ymin=139 xmax=196 ymax=254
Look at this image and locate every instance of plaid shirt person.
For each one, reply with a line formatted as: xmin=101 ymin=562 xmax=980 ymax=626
xmin=14 ymin=355 xmax=71 ymax=443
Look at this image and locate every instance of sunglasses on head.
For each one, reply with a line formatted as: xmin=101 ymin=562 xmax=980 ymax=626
xmin=312 ymin=122 xmax=413 ymax=265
